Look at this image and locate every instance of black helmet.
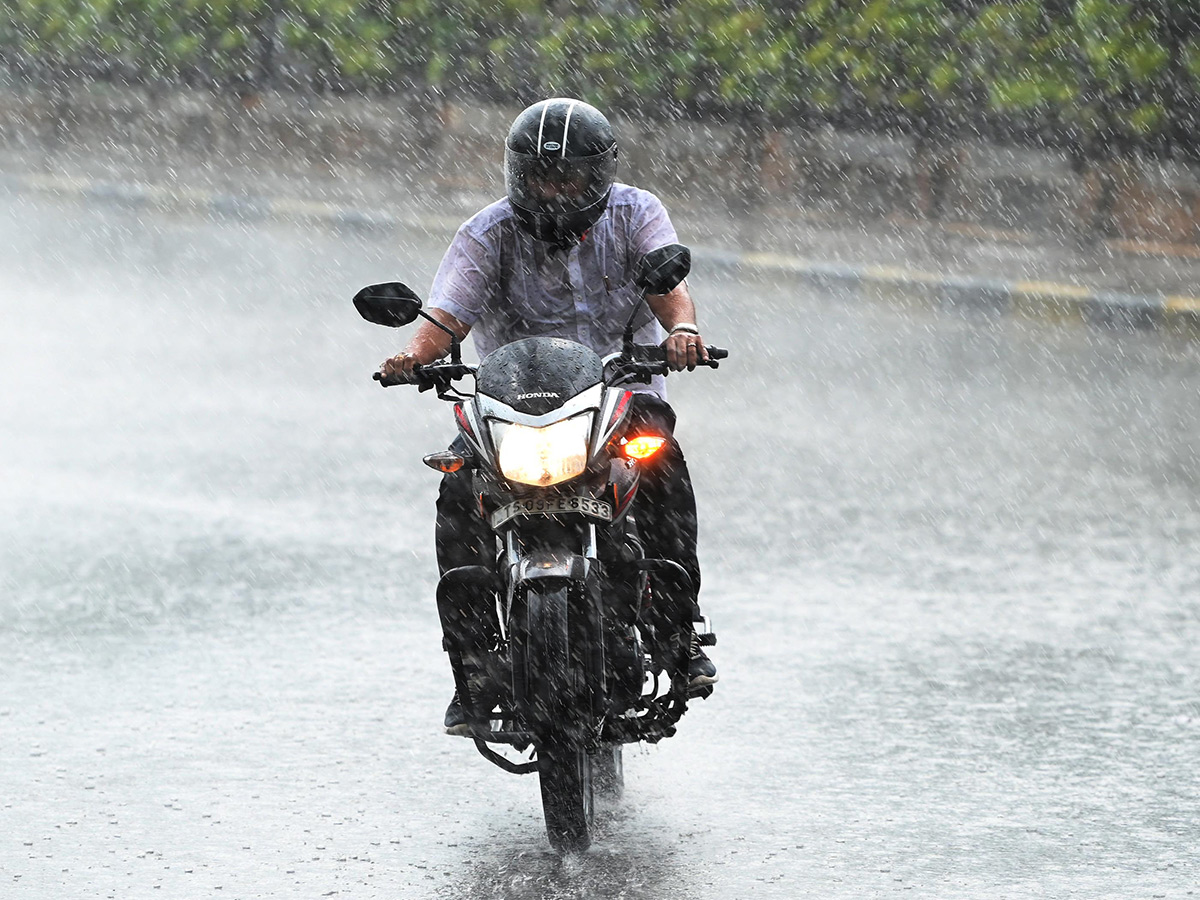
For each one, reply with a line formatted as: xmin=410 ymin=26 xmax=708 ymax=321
xmin=504 ymin=98 xmax=618 ymax=249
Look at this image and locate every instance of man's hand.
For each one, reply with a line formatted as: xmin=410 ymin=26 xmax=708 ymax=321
xmin=379 ymin=352 xmax=421 ymax=384
xmin=662 ymin=328 xmax=709 ymax=372
xmin=376 ymin=310 xmax=470 ymax=385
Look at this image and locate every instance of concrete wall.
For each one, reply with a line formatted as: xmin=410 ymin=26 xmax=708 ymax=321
xmin=4 ymin=82 xmax=1200 ymax=246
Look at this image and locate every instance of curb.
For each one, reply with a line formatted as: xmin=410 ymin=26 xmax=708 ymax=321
xmin=6 ymin=171 xmax=1199 ymax=337
xmin=737 ymin=251 xmax=1200 ymax=334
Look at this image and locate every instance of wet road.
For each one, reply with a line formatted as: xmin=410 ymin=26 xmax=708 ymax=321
xmin=2 ymin=189 xmax=1199 ymax=899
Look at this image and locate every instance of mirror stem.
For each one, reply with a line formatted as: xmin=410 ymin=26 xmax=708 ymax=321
xmin=622 ymin=295 xmax=646 ymax=356
xmin=417 ymin=310 xmax=463 ymax=364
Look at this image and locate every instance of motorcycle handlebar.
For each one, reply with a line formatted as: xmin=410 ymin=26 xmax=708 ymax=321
xmin=373 ymin=362 xmax=475 ymax=388
xmin=629 ymin=344 xmax=728 ymax=369
xmin=374 ymin=371 xmax=409 ymax=387
xmin=374 ymin=345 xmax=728 ymax=387
xmin=604 ymin=344 xmax=728 ymax=385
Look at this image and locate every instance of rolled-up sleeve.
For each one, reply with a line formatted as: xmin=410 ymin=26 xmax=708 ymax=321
xmin=427 ymin=225 xmax=496 ymax=326
xmin=628 ymin=191 xmax=679 ymax=260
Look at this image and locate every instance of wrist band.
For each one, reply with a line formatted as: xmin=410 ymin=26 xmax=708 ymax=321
xmin=669 ymin=323 xmax=700 ymax=336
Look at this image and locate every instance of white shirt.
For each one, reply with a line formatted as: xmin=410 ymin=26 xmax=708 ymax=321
xmin=427 ymin=183 xmax=679 ymax=397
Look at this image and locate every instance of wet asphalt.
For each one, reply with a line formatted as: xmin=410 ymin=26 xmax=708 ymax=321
xmin=1 ymin=189 xmax=1199 ymax=899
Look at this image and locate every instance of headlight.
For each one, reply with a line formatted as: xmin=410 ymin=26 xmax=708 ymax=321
xmin=492 ymin=414 xmax=593 ymax=486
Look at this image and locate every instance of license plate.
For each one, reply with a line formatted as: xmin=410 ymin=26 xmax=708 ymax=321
xmin=490 ymin=496 xmax=613 ymax=529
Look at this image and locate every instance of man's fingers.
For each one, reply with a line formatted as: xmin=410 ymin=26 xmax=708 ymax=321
xmin=662 ymin=334 xmax=707 ymax=371
xmin=381 ymin=354 xmax=411 ymax=378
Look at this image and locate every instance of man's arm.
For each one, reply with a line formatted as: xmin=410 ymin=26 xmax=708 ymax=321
xmin=626 ymin=188 xmax=707 ymax=372
xmin=647 ymin=280 xmax=709 ymax=372
xmin=379 ymin=309 xmax=471 ymax=382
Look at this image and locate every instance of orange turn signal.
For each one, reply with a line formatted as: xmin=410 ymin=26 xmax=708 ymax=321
xmin=622 ymin=435 xmax=667 ymax=461
xmin=423 ymin=451 xmax=466 ymax=473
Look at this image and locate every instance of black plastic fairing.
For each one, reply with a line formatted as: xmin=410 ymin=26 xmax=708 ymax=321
xmin=608 ymin=457 xmax=641 ymax=523
xmin=475 ymin=337 xmax=604 ymax=416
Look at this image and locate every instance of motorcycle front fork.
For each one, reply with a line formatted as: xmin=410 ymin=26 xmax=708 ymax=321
xmin=437 ymin=518 xmax=709 ymax=732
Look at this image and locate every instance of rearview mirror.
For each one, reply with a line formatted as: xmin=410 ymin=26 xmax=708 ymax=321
xmin=635 ymin=244 xmax=691 ymax=295
xmin=353 ymin=282 xmax=423 ymax=328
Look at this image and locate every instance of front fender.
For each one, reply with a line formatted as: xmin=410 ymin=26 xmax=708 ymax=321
xmin=509 ymin=554 xmax=605 ymax=734
xmin=514 ymin=551 xmax=593 ymax=591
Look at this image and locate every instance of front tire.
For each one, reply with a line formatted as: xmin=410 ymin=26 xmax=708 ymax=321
xmin=524 ymin=584 xmax=595 ymax=851
xmin=538 ymin=738 xmax=593 ymax=852
xmin=590 ymin=744 xmax=624 ymax=800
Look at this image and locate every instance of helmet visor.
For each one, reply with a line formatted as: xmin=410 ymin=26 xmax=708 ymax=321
xmin=505 ymin=147 xmax=617 ymax=216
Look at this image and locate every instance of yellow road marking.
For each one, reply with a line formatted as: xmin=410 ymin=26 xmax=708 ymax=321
xmin=1010 ymin=281 xmax=1092 ymax=300
xmin=1165 ymin=296 xmax=1200 ymax=314
xmin=740 ymin=252 xmax=817 ymax=272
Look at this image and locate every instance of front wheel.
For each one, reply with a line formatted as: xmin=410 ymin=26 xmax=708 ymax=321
xmin=590 ymin=744 xmax=624 ymax=800
xmin=538 ymin=738 xmax=593 ymax=852
xmin=523 ymin=584 xmax=595 ymax=851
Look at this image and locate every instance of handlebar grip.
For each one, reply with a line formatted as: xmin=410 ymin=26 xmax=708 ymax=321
xmin=374 ymin=370 xmax=406 ymax=387
xmin=375 ymin=362 xmax=468 ymax=390
xmin=374 ymin=363 xmax=428 ymax=388
xmin=625 ymin=343 xmax=728 ymax=371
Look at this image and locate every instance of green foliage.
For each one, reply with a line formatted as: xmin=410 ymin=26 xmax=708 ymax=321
xmin=3 ymin=0 xmax=1200 ymax=158
xmin=792 ymin=0 xmax=972 ymax=126
xmin=6 ymin=0 xmax=113 ymax=65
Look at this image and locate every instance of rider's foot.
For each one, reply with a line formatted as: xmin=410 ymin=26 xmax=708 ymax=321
xmin=688 ymin=638 xmax=719 ymax=687
xmin=444 ymin=691 xmax=472 ymax=737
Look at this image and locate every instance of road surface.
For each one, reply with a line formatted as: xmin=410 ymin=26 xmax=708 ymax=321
xmin=2 ymin=189 xmax=1198 ymax=898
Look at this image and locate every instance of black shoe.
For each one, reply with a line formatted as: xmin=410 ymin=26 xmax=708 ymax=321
xmin=444 ymin=691 xmax=472 ymax=737
xmin=688 ymin=638 xmax=718 ymax=688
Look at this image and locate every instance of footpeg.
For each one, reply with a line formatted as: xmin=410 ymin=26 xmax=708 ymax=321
xmin=694 ymin=615 xmax=717 ymax=646
xmin=687 ymin=683 xmax=714 ymax=700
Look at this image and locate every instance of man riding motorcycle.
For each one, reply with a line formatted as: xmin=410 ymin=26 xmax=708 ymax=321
xmin=379 ymin=97 xmax=718 ymax=734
